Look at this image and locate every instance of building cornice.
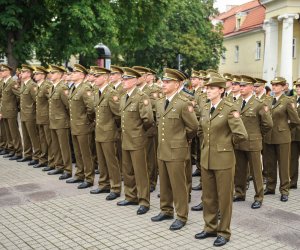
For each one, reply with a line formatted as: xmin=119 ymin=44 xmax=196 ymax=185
xmin=224 ymin=26 xmax=264 ymax=40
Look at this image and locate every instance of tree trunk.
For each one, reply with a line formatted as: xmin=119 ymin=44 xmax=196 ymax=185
xmin=6 ymin=31 xmax=18 ymax=70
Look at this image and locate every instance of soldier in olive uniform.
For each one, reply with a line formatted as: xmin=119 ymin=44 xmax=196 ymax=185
xmin=116 ymin=67 xmax=154 ymax=215
xmin=195 ymin=76 xmax=247 ymax=247
xmin=223 ymin=73 xmax=233 ymax=98
xmin=133 ymin=66 xmax=159 ymax=193
xmin=0 ymin=69 xmax=8 ymax=154
xmin=233 ymin=75 xmax=273 ymax=209
xmin=18 ymin=65 xmax=41 ymax=165
xmin=66 ymin=64 xmax=95 ymax=189
xmin=47 ymin=65 xmax=72 ymax=177
xmin=264 ymin=77 xmax=300 ymax=202
xmin=33 ymin=66 xmax=54 ymax=169
xmin=90 ymin=67 xmax=121 ymax=200
xmin=0 ymin=64 xmax=22 ymax=159
xmin=151 ymin=68 xmax=198 ymax=231
xmin=290 ymin=78 xmax=300 ymax=189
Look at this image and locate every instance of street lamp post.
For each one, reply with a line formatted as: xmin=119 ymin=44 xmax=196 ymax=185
xmin=94 ymin=43 xmax=111 ymax=69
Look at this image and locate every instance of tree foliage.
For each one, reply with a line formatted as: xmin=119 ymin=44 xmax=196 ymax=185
xmin=0 ymin=0 xmax=224 ymax=72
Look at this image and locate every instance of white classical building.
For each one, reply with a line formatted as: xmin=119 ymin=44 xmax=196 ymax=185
xmin=217 ymin=0 xmax=300 ymax=88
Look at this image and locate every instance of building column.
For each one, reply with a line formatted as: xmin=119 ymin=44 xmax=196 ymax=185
xmin=278 ymin=14 xmax=299 ymax=88
xmin=263 ymin=18 xmax=278 ymax=84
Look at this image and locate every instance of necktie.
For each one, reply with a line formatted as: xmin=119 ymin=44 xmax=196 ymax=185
xmin=272 ymin=98 xmax=276 ymax=106
xmin=99 ymin=90 xmax=101 ymax=97
xmin=125 ymin=94 xmax=129 ymax=103
xmin=51 ymin=85 xmax=54 ymax=93
xmin=210 ymin=106 xmax=215 ymax=115
xmin=241 ymin=100 xmax=246 ymax=110
xmin=233 ymin=97 xmax=236 ymax=101
xmin=164 ymin=99 xmax=170 ymax=110
xmin=297 ymin=97 xmax=300 ymax=104
xmin=225 ymin=92 xmax=228 ymax=97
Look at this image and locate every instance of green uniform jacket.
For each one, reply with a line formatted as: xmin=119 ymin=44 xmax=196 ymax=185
xmin=36 ymin=80 xmax=52 ymax=125
xmin=49 ymin=81 xmax=70 ymax=130
xmin=0 ymin=77 xmax=20 ymax=118
xmin=264 ymin=95 xmax=300 ymax=144
xmin=94 ymin=85 xmax=120 ymax=142
xmin=155 ymin=93 xmax=198 ymax=162
xmin=234 ymin=95 xmax=273 ymax=151
xmin=20 ymin=79 xmax=37 ymax=122
xmin=120 ymin=87 xmax=154 ymax=150
xmin=199 ymin=99 xmax=248 ymax=170
xmin=290 ymin=96 xmax=300 ymax=141
xmin=69 ymin=82 xmax=95 ymax=135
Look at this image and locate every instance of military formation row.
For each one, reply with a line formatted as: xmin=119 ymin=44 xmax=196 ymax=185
xmin=0 ymin=63 xmax=299 ymax=247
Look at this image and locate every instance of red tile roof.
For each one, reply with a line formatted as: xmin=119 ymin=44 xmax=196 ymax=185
xmin=216 ymin=0 xmax=265 ymax=37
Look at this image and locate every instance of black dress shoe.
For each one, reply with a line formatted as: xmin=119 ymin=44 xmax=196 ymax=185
xmin=264 ymin=189 xmax=275 ymax=195
xmin=66 ymin=178 xmax=84 ymax=183
xmin=191 ymin=203 xmax=203 ymax=211
xmin=0 ymin=149 xmax=9 ymax=155
xmin=59 ymin=173 xmax=72 ymax=180
xmin=90 ymin=188 xmax=110 ymax=194
xmin=17 ymin=157 xmax=32 ymax=162
xmin=42 ymin=166 xmax=55 ymax=172
xmin=169 ymin=219 xmax=186 ymax=231
xmin=195 ymin=231 xmax=217 ymax=239
xmin=9 ymin=155 xmax=22 ymax=161
xmin=137 ymin=205 xmax=149 ymax=215
xmin=192 ymin=168 xmax=201 ymax=177
xmin=117 ymin=200 xmax=138 ymax=206
xmin=280 ymin=194 xmax=288 ymax=202
xmin=251 ymin=200 xmax=262 ymax=209
xmin=95 ymin=169 xmax=100 ymax=174
xmin=78 ymin=182 xmax=93 ymax=189
xmin=213 ymin=235 xmax=229 ymax=247
xmin=48 ymin=169 xmax=64 ymax=175
xmin=150 ymin=186 xmax=155 ymax=193
xmin=192 ymin=184 xmax=202 ymax=191
xmin=290 ymin=184 xmax=297 ymax=189
xmin=106 ymin=192 xmax=120 ymax=200
xmin=33 ymin=163 xmax=46 ymax=168
xmin=3 ymin=152 xmax=15 ymax=158
xmin=233 ymin=196 xmax=245 ymax=202
xmin=151 ymin=213 xmax=174 ymax=222
xmin=28 ymin=160 xmax=38 ymax=166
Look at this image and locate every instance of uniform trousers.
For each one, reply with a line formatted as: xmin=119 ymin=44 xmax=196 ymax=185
xmin=51 ymin=128 xmax=72 ymax=174
xmin=96 ymin=141 xmax=121 ymax=193
xmin=73 ymin=133 xmax=95 ymax=184
xmin=290 ymin=141 xmax=300 ymax=187
xmin=264 ymin=143 xmax=290 ymax=195
xmin=122 ymin=147 xmax=150 ymax=207
xmin=158 ymin=160 xmax=188 ymax=222
xmin=37 ymin=124 xmax=54 ymax=167
xmin=146 ymin=136 xmax=158 ymax=189
xmin=234 ymin=150 xmax=264 ymax=202
xmin=202 ymin=166 xmax=234 ymax=240
xmin=21 ymin=120 xmax=41 ymax=160
xmin=3 ymin=118 xmax=21 ymax=154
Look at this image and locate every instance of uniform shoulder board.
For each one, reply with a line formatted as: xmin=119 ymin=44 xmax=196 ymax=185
xmin=224 ymin=100 xmax=233 ymax=107
xmin=256 ymin=98 xmax=263 ymax=103
xmin=178 ymin=93 xmax=189 ymax=102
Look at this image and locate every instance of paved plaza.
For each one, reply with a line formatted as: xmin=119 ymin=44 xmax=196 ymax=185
xmin=0 ymin=157 xmax=299 ymax=250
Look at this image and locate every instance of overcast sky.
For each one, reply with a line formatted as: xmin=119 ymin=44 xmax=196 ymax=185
xmin=214 ymin=0 xmax=251 ymax=13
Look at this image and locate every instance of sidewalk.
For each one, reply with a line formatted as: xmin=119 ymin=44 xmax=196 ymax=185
xmin=0 ymin=157 xmax=299 ymax=249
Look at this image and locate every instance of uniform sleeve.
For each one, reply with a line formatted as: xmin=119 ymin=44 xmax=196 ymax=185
xmin=11 ymin=82 xmax=20 ymax=98
xmin=82 ymin=87 xmax=95 ymax=117
xmin=30 ymin=85 xmax=38 ymax=101
xmin=139 ymin=95 xmax=154 ymax=130
xmin=287 ymin=99 xmax=300 ymax=126
xmin=228 ymin=107 xmax=248 ymax=144
xmin=60 ymin=85 xmax=70 ymax=110
xmin=109 ymin=92 xmax=121 ymax=127
xmin=181 ymin=101 xmax=199 ymax=140
xmin=258 ymin=103 xmax=273 ymax=135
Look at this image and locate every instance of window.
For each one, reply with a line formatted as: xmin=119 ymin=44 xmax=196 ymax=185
xmin=293 ymin=38 xmax=296 ymax=58
xmin=236 ymin=18 xmax=241 ymax=30
xmin=256 ymin=41 xmax=261 ymax=60
xmin=234 ymin=45 xmax=239 ymax=63
xmin=221 ymin=51 xmax=226 ymax=64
